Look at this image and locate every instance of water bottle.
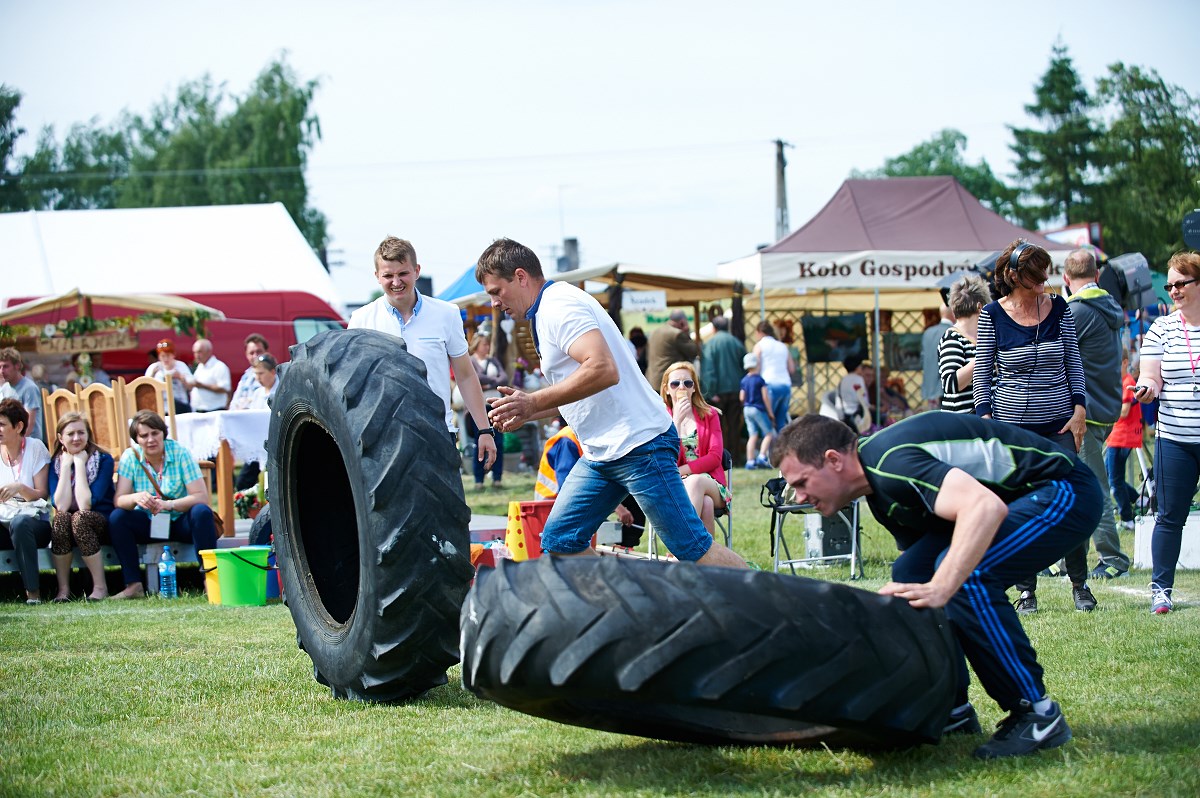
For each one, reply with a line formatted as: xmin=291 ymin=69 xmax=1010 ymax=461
xmin=159 ymin=546 xmax=178 ymax=598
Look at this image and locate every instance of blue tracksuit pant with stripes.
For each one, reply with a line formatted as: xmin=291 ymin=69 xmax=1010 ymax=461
xmin=892 ymin=458 xmax=1102 ymax=712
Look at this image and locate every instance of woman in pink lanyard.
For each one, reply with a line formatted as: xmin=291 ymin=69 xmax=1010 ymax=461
xmin=1133 ymin=251 xmax=1200 ymax=615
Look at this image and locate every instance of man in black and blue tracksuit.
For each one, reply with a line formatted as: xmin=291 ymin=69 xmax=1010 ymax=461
xmin=770 ymin=412 xmax=1102 ymax=759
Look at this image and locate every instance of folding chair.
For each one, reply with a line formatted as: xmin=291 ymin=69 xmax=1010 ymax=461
xmin=760 ymin=476 xmax=862 ymax=579
xmin=713 ymin=449 xmax=733 ymax=549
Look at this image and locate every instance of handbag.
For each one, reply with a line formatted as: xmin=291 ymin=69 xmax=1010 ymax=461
xmin=135 ymin=454 xmax=225 ymax=538
xmin=0 ymin=497 xmax=50 ymax=525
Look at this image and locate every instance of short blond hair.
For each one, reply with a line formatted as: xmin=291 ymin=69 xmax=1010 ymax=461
xmin=375 ymin=236 xmax=417 ymax=271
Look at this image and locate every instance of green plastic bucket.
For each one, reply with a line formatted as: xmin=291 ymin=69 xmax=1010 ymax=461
xmin=214 ymin=546 xmax=271 ymax=607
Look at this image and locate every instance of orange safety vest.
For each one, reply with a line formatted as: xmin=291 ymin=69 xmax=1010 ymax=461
xmin=535 ymin=426 xmax=582 ymax=499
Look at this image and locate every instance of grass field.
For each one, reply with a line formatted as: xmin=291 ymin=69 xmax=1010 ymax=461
xmin=2 ymin=465 xmax=1198 ymax=797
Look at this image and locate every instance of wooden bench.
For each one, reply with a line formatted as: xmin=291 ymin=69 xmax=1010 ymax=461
xmin=0 ymin=541 xmax=230 ymax=594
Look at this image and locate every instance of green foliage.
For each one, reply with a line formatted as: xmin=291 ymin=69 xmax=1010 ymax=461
xmin=851 ymin=128 xmax=1021 ymax=219
xmin=4 ymin=56 xmax=328 ymax=256
xmin=1008 ymin=42 xmax=1101 ymax=229
xmin=0 ymin=83 xmax=28 ymax=211
xmin=1090 ymin=63 xmax=1200 ymax=264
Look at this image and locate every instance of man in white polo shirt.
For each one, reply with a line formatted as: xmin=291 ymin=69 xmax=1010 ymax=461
xmin=349 ymin=236 xmax=497 ymax=470
xmin=189 ymin=338 xmax=231 ymax=412
xmin=478 ymin=238 xmax=745 ymax=568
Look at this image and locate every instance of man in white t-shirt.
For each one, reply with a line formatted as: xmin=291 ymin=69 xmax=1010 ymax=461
xmin=189 ymin=338 xmax=232 ymax=412
xmin=348 ymin=236 xmax=497 ymax=470
xmin=477 ymin=238 xmax=745 ymax=568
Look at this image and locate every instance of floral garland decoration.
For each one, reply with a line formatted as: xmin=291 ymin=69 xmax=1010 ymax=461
xmin=0 ymin=309 xmax=213 ymax=344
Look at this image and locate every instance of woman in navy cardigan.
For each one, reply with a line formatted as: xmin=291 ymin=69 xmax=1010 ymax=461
xmin=48 ymin=412 xmax=115 ymax=601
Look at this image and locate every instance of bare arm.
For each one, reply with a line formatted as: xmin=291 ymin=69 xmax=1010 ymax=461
xmin=1135 ymin=358 xmax=1162 ymax=403
xmin=167 ymin=477 xmax=209 ymax=514
xmin=879 ymin=468 xmax=1008 ymax=608
xmin=450 ymin=352 xmax=498 ymax=469
xmin=489 ymin=329 xmax=618 ymax=431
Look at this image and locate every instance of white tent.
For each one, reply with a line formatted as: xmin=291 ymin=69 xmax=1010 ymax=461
xmin=0 ymin=203 xmax=344 ymax=312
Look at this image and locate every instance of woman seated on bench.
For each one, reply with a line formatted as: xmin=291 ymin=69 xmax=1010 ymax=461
xmin=48 ymin=412 xmax=115 ymax=602
xmin=108 ymin=410 xmax=217 ymax=599
xmin=659 ymin=361 xmax=730 ymax=537
xmin=0 ymin=398 xmax=51 ymax=605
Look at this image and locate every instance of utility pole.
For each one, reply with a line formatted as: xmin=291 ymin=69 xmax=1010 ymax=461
xmin=774 ymin=138 xmax=793 ymax=242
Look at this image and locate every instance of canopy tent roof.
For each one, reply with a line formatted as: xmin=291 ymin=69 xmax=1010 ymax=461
xmin=718 ymin=177 xmax=1074 ymax=294
xmin=443 ymin=262 xmax=745 ymax=308
xmin=0 ymin=287 xmax=225 ymax=324
xmin=0 ymin=203 xmax=344 ymax=312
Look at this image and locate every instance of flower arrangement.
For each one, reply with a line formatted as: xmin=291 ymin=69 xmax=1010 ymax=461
xmin=0 ymin=309 xmax=214 ymax=345
xmin=234 ymin=485 xmax=266 ymax=519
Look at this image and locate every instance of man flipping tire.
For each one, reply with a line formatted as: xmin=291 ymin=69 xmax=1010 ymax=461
xmin=771 ymin=412 xmax=1102 ymax=759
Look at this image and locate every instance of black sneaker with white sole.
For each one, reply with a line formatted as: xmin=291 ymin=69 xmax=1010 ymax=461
xmin=973 ymin=700 xmax=1072 ymax=759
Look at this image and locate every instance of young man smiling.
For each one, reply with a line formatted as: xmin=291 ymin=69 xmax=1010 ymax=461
xmin=349 ymin=236 xmax=497 ymax=470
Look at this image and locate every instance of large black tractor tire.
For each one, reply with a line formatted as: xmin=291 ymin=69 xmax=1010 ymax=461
xmin=269 ymin=329 xmax=474 ymax=703
xmin=461 ymin=556 xmax=956 ymax=748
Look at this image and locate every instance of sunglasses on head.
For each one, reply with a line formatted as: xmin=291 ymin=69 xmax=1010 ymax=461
xmin=669 ymin=379 xmax=695 ymax=389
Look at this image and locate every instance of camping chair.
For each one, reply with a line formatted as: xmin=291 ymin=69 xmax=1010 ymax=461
xmin=76 ymin=382 xmax=128 ymax=459
xmin=40 ymin=387 xmax=80 ymax=447
xmin=760 ymin=476 xmax=862 ymax=579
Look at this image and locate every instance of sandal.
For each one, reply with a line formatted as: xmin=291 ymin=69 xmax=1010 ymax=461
xmin=52 ymin=595 xmax=72 ymax=604
xmin=109 ymin=584 xmax=145 ymax=600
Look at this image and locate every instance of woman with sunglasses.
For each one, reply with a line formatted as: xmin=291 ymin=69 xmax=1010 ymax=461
xmin=1133 ymin=251 xmax=1200 ymax=615
xmin=233 ymin=353 xmax=278 ymax=492
xmin=660 ymin=362 xmax=729 ymax=536
xmin=972 ymin=239 xmax=1093 ymax=615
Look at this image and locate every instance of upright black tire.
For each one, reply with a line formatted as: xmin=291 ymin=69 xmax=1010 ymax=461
xmin=461 ymin=556 xmax=957 ymax=748
xmin=269 ymin=329 xmax=474 ymax=702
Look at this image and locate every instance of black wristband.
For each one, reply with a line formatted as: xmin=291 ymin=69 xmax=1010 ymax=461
xmin=476 ymin=427 xmax=497 ymax=440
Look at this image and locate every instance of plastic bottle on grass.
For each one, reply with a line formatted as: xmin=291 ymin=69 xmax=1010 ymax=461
xmin=159 ymin=546 xmax=177 ymax=598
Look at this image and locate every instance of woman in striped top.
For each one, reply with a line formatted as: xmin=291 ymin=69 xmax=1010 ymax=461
xmin=938 ymin=274 xmax=992 ymax=413
xmin=973 ymin=239 xmax=1090 ymax=614
xmin=1134 ymin=251 xmax=1200 ymax=615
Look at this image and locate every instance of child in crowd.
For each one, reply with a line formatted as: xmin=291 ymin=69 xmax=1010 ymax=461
xmin=1105 ymin=353 xmax=1145 ymax=531
xmin=740 ymin=353 xmax=774 ymax=469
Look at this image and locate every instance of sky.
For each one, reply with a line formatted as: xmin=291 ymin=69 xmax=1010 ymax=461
xmin=2 ymin=0 xmax=1198 ymax=306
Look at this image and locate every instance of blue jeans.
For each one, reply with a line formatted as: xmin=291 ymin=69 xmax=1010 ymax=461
xmin=891 ymin=457 xmax=1101 ymax=711
xmin=767 ymin=384 xmax=791 ymax=432
xmin=1150 ymin=435 xmax=1200 ymax=591
xmin=744 ymin=406 xmax=772 ymax=439
xmin=541 ymin=428 xmax=713 ymax=562
xmin=1104 ymin=446 xmax=1137 ymax=523
xmin=108 ymin=504 xmax=217 ymax=586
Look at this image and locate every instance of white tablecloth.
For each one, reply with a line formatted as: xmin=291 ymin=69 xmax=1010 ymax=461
xmin=175 ymin=410 xmax=271 ymax=464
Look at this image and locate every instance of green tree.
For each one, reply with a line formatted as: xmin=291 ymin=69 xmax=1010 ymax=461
xmin=1008 ymin=42 xmax=1100 ymax=229
xmin=1091 ymin=63 xmax=1200 ymax=264
xmin=851 ymin=128 xmax=1020 ymax=218
xmin=0 ymin=84 xmax=28 ymax=211
xmin=3 ymin=56 xmax=329 ymax=257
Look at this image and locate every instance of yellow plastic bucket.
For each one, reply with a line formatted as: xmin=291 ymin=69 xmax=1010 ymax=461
xmin=198 ymin=549 xmax=220 ymax=605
